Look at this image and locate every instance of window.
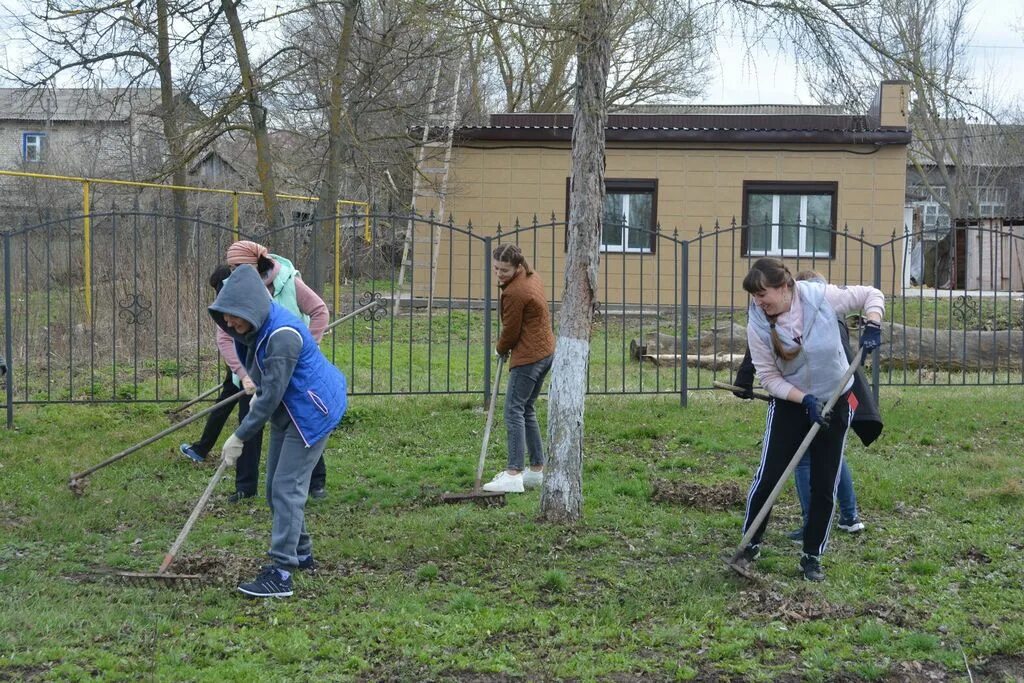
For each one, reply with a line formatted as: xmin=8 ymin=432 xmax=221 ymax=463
xmin=602 ymin=180 xmax=657 ymax=253
xmin=976 ymin=186 xmax=1007 ymax=217
xmin=912 ymin=185 xmax=950 ymax=237
xmin=743 ymin=182 xmax=836 ymax=257
xmin=913 ymin=185 xmax=1006 ymax=237
xmin=22 ymin=132 xmax=47 ymax=163
xmin=567 ymin=179 xmax=658 ymax=253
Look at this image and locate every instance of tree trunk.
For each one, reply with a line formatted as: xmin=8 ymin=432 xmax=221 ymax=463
xmin=881 ymin=322 xmax=1024 ymax=370
xmin=309 ymin=0 xmax=360 ymax=293
xmin=156 ymin=0 xmax=190 ymax=260
xmin=540 ymin=0 xmax=612 ymax=524
xmin=221 ymin=0 xmax=283 ymax=234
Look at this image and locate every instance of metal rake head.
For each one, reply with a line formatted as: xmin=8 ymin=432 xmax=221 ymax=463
xmin=439 ymin=490 xmax=507 ymax=507
xmin=99 ymin=568 xmax=208 ymax=587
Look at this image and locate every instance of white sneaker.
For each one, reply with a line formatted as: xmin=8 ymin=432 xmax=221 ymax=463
xmin=482 ymin=471 xmax=524 ymax=493
xmin=522 ymin=469 xmax=544 ymax=490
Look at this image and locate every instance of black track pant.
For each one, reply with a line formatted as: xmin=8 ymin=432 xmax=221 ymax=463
xmin=742 ymin=393 xmax=852 ymax=557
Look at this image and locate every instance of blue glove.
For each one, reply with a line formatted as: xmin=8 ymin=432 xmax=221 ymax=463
xmin=859 ymin=320 xmax=882 ymax=353
xmin=801 ymin=394 xmax=829 ymax=427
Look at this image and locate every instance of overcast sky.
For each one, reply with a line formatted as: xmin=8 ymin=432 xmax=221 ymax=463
xmin=703 ymin=0 xmax=1024 ymax=108
xmin=1 ymin=0 xmax=1021 ymax=112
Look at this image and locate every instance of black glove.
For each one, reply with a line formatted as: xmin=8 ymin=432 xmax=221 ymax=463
xmin=859 ymin=320 xmax=882 ymax=353
xmin=733 ymin=363 xmax=755 ymax=400
xmin=801 ymin=394 xmax=830 ymax=427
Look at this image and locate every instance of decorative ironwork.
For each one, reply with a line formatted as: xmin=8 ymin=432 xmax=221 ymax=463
xmin=118 ymin=293 xmax=153 ymax=326
xmin=952 ymin=295 xmax=974 ymax=325
xmin=359 ymin=291 xmax=387 ymax=321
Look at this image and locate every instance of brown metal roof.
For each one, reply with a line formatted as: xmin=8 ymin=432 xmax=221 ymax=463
xmin=448 ymin=112 xmax=911 ymax=146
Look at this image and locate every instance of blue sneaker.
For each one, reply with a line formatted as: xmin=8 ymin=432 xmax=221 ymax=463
xmin=297 ymin=555 xmax=317 ymax=572
xmin=238 ymin=566 xmax=293 ymax=598
xmin=179 ymin=443 xmax=204 ymax=463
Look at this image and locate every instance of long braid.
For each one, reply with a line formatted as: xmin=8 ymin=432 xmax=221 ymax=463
xmin=742 ymin=257 xmax=800 ymax=360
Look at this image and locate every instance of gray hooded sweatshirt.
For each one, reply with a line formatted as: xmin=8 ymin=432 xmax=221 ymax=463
xmin=208 ymin=264 xmax=303 ymax=441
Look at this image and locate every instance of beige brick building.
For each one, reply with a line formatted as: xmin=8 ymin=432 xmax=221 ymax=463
xmin=407 ymin=81 xmax=911 ymax=307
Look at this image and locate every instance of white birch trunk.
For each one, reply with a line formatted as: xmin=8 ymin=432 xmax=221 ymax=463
xmin=540 ymin=0 xmax=612 ymax=524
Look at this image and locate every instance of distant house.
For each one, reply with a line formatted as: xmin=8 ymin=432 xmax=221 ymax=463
xmin=0 ymin=88 xmax=170 ymax=178
xmin=406 ymin=81 xmax=912 ymax=306
xmin=907 ymin=121 xmax=1024 ymax=235
xmin=904 ymin=122 xmax=1024 ymax=289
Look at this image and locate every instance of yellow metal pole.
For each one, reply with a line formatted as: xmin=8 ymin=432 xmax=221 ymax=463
xmin=363 ymin=202 xmax=371 ymax=243
xmin=232 ymin=193 xmax=240 ymax=241
xmin=334 ymin=201 xmax=341 ymax=316
xmin=82 ymin=180 xmax=92 ymax=326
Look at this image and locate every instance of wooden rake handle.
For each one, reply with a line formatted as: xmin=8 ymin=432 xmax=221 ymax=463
xmin=158 ymin=457 xmax=230 ymax=574
xmin=473 ymin=356 xmax=505 ymax=491
xmin=68 ymin=390 xmax=245 ymax=487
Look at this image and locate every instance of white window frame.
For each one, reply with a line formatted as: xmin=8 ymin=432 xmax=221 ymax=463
xmin=746 ymin=193 xmax=833 ymax=258
xmin=22 ymin=132 xmax=46 ymax=163
xmin=603 ymin=192 xmax=651 ymax=254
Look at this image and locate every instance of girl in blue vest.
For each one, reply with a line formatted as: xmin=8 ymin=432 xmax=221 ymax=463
xmin=210 ymin=264 xmax=347 ymax=598
xmin=737 ymin=257 xmax=883 ymax=581
xmin=179 ymin=240 xmax=331 ymax=502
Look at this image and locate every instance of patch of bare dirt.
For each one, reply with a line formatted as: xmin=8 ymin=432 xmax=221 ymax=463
xmin=0 ymin=664 xmax=52 ymax=681
xmin=728 ymin=587 xmax=855 ymax=623
xmin=971 ymin=654 xmax=1024 ymax=681
xmin=650 ymin=479 xmax=745 ymax=510
xmin=884 ymin=659 xmax=953 ymax=681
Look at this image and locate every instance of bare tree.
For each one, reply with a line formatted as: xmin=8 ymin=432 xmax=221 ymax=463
xmin=460 ymin=0 xmax=709 ymax=113
xmin=309 ymin=0 xmax=361 ymax=289
xmin=220 ymin=0 xmax=284 ymax=232
xmin=0 ymin=0 xmax=224 ymax=250
xmin=540 ymin=0 xmax=612 ymax=523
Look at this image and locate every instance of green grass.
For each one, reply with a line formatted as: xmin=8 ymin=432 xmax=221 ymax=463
xmin=1 ymin=386 xmax=1022 ymax=680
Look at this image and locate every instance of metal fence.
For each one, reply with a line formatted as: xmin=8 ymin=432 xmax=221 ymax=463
xmin=3 ymin=210 xmax=1022 ymax=426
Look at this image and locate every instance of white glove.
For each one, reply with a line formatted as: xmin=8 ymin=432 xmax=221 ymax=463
xmin=221 ymin=433 xmax=244 ymax=467
xmin=241 ymin=376 xmax=257 ymax=395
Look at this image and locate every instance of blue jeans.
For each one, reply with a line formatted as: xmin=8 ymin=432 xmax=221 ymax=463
xmin=796 ymin=453 xmax=858 ymax=525
xmin=503 ymin=355 xmax=553 ymax=471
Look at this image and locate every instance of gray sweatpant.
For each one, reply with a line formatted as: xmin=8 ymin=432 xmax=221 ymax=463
xmin=265 ymin=422 xmax=329 ymax=567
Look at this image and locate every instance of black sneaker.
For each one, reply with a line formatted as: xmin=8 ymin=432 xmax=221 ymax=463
xmin=309 ymin=488 xmax=326 ymax=500
xmin=800 ymin=554 xmax=825 ymax=582
xmin=228 ymin=490 xmax=256 ymax=504
xmin=297 ymin=555 xmax=317 ymax=572
xmin=838 ymin=516 xmax=866 ymax=533
xmin=238 ymin=566 xmax=293 ymax=597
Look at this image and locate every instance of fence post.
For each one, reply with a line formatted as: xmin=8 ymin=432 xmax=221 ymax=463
xmin=872 ymin=244 xmax=882 ymax=404
xmin=82 ymin=180 xmax=92 ymax=326
xmin=4 ymin=230 xmax=13 ymax=428
xmin=680 ymin=240 xmax=689 ymax=407
xmin=483 ymin=236 xmax=493 ymax=409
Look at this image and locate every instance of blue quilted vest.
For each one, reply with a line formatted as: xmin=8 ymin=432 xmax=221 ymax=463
xmin=239 ymin=303 xmax=347 ymax=446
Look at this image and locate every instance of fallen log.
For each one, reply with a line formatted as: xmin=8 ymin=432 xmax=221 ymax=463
xmin=631 ymin=322 xmax=1023 ymax=371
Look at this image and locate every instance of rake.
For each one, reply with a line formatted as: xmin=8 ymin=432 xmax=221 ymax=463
xmin=109 ymin=458 xmax=229 ymax=586
xmin=440 ymin=356 xmax=507 ymax=507
xmin=725 ymin=348 xmax=865 ymax=579
xmin=68 ymin=390 xmax=244 ymax=494
xmin=68 ymin=296 xmax=390 ymax=494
